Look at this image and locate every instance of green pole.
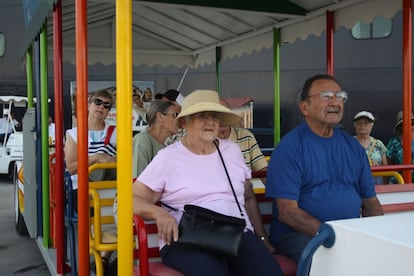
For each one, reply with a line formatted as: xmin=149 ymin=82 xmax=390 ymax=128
xmin=26 ymin=48 xmax=34 ymax=107
xmin=273 ymin=28 xmax=281 ymax=146
xmin=40 ymin=23 xmax=50 ymax=248
xmin=215 ymin=47 xmax=222 ymax=94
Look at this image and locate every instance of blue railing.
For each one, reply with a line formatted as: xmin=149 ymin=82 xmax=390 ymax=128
xmin=297 ymin=223 xmax=336 ymax=276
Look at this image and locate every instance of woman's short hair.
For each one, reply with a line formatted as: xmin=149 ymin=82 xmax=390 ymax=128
xmin=88 ymin=89 xmax=113 ymax=104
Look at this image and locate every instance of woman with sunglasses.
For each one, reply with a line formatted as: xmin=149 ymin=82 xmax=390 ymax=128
xmin=65 ymin=88 xmax=117 ymax=203
xmin=64 ymin=89 xmax=117 ymax=270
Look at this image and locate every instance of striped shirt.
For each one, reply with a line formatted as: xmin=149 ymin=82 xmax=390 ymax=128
xmin=228 ymin=127 xmax=267 ymax=171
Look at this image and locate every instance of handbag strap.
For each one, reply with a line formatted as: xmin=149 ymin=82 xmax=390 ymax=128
xmin=213 ymin=140 xmax=244 ymax=217
xmin=161 ymin=140 xmax=244 ymax=217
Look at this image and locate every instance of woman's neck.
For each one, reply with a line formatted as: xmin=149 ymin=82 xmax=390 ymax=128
xmin=182 ymin=136 xmax=216 ymax=155
xmin=147 ymin=125 xmax=170 ymax=144
xmin=88 ymin=118 xmax=105 ymax=130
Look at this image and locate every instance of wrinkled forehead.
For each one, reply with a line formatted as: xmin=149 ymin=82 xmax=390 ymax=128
xmin=310 ymin=79 xmax=341 ymax=93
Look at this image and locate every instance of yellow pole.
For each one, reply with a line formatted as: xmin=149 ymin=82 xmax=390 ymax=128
xmin=116 ymin=0 xmax=133 ymax=275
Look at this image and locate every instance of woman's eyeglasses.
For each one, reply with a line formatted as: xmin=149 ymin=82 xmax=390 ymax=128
xmin=163 ymin=112 xmax=179 ymax=119
xmin=93 ymin=98 xmax=112 ymax=109
xmin=193 ymin=112 xmax=221 ymax=122
xmin=308 ymin=91 xmax=348 ymax=103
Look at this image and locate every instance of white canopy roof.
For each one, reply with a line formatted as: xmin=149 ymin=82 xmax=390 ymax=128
xmin=25 ymin=0 xmax=404 ymax=67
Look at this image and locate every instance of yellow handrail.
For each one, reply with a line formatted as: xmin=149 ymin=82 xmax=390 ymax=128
xmin=372 ymin=171 xmax=405 ymax=184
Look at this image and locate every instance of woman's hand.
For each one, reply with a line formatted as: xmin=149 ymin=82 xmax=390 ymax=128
xmin=154 ymin=208 xmax=179 ymax=245
xmin=263 ymin=239 xmax=277 ymax=254
xmin=90 ymin=153 xmax=116 ymax=164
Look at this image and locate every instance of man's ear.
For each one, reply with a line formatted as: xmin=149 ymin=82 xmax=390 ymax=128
xmin=299 ymin=101 xmax=309 ymax=116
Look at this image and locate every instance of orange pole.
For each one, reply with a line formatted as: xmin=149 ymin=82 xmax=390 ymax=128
xmin=402 ymin=0 xmax=412 ymax=183
xmin=75 ymin=0 xmax=89 ymax=274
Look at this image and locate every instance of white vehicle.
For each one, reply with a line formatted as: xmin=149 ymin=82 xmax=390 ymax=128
xmin=0 ymin=96 xmax=26 ymax=176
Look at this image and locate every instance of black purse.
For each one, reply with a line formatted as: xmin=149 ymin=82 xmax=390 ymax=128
xmin=163 ymin=141 xmax=246 ymax=256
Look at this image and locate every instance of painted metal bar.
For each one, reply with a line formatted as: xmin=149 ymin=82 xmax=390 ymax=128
xmin=53 ymin=1 xmax=66 ymax=273
xmin=371 ymin=164 xmax=414 ymax=172
xmin=26 ymin=48 xmax=34 ymax=108
xmin=402 ymin=0 xmax=412 ymax=183
xmin=177 ymin=66 xmax=189 ymax=91
xmin=273 ymin=28 xmax=281 ymax=145
xmin=34 ymin=39 xmax=43 ymax=239
xmin=40 ymin=22 xmax=50 ymax=249
xmin=116 ymin=0 xmax=133 ymax=274
xmin=215 ymin=46 xmax=222 ymax=94
xmin=75 ymin=0 xmax=90 ymax=274
xmin=326 ymin=10 xmax=334 ymax=76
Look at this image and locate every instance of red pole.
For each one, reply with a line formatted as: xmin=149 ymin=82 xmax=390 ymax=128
xmin=326 ymin=10 xmax=334 ymax=76
xmin=52 ymin=0 xmax=66 ymax=273
xmin=75 ymin=0 xmax=89 ymax=274
xmin=402 ymin=0 xmax=412 ymax=183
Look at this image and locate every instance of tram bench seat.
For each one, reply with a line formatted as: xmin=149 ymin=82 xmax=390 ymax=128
xmin=132 ymin=212 xmax=297 ymax=276
xmin=88 ymin=163 xmax=118 ymax=276
xmin=375 ymin=183 xmax=414 ymax=213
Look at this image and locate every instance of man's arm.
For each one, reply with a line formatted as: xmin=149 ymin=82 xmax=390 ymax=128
xmin=277 ymin=198 xmax=321 ymax=237
xmin=361 ymin=196 xmax=384 ymax=217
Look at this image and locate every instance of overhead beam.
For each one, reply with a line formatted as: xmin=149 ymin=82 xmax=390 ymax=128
xmin=134 ymin=0 xmax=307 ymax=15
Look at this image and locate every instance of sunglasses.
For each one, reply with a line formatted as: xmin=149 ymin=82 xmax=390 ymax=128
xmin=93 ymin=98 xmax=112 ymax=109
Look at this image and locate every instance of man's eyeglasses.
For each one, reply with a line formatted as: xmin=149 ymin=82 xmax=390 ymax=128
xmin=193 ymin=112 xmax=221 ymax=122
xmin=308 ymin=91 xmax=348 ymax=103
xmin=93 ymin=98 xmax=112 ymax=109
xmin=163 ymin=112 xmax=179 ymax=119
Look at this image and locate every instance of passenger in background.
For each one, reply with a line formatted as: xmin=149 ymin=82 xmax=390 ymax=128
xmin=266 ymin=74 xmax=383 ymax=263
xmin=353 ymin=111 xmax=387 ymax=184
xmin=65 ymin=89 xmax=117 ymax=208
xmin=218 ymin=125 xmax=267 ymax=173
xmin=48 ymin=115 xmax=56 ymax=146
xmin=218 ymin=125 xmax=276 ymax=254
xmin=132 ymin=87 xmax=148 ymax=136
xmin=161 ymin=89 xmax=187 ymax=145
xmin=132 ymin=100 xmax=179 ymax=178
xmin=142 ymin=87 xmax=153 ymax=111
xmin=142 ymin=87 xmax=153 ymax=101
xmin=132 ymin=90 xmax=282 ymax=275
xmin=162 ymin=89 xmax=185 ymax=107
xmin=64 ymin=89 xmax=116 ymax=268
xmin=154 ymin=93 xmax=164 ymax=100
xmin=386 ymin=110 xmax=414 ymax=183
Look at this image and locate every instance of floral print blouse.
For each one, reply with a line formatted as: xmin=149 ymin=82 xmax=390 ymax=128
xmin=386 ymin=136 xmax=414 ymax=183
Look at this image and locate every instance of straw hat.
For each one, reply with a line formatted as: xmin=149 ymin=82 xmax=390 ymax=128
xmin=394 ymin=110 xmax=414 ymax=133
xmin=176 ymin=90 xmax=242 ymax=128
xmin=353 ymin=111 xmax=375 ymax=122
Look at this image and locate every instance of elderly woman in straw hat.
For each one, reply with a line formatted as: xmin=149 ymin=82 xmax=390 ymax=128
xmin=133 ymin=90 xmax=282 ymax=275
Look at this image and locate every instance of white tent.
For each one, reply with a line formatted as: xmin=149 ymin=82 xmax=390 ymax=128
xmin=21 ymin=0 xmax=403 ymax=68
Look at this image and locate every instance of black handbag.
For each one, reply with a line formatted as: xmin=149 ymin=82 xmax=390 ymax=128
xmin=177 ymin=204 xmax=246 ymax=256
xmin=164 ymin=140 xmax=246 ymax=256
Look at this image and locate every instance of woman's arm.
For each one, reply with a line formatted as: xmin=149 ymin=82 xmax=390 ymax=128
xmin=133 ymin=180 xmax=178 ymax=245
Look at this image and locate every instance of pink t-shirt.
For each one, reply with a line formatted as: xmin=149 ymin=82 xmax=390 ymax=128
xmin=138 ymin=139 xmax=253 ymax=248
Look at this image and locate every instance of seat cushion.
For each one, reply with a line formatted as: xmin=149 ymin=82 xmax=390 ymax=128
xmin=275 ymin=254 xmax=297 ymax=276
xmin=134 ymin=262 xmax=184 ymax=276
